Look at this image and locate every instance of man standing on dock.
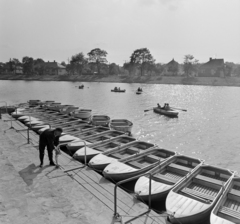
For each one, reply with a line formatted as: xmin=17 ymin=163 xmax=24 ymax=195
xmin=39 ymin=128 xmax=63 ymax=167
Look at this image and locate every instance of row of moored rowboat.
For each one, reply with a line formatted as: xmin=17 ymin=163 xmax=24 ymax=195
xmin=11 ymin=99 xmax=240 ymax=224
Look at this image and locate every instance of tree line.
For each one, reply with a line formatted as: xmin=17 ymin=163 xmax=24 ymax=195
xmin=1 ymin=48 xmax=240 ymax=77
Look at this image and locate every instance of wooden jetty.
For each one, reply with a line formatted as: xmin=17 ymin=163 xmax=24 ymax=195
xmin=1 ymin=114 xmax=168 ymax=224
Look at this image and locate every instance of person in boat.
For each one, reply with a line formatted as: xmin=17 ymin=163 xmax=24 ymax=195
xmin=38 ymin=127 xmax=63 ymax=167
xmin=164 ymin=103 xmax=170 ymax=110
xmin=114 ymin=87 xmax=117 ymax=90
xmin=118 ymin=87 xmax=120 ymax=90
xmin=157 ymin=103 xmax=162 ymax=108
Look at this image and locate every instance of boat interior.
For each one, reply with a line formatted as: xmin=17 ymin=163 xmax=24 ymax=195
xmin=91 ymin=137 xmax=136 ymax=152
xmin=85 ymin=131 xmax=124 ymax=143
xmin=179 ymin=167 xmax=232 ymax=203
xmin=125 ymin=149 xmax=175 ymax=170
xmin=152 ymin=156 xmax=202 ymax=185
xmin=217 ymin=178 xmax=240 ymax=223
xmin=109 ymin=142 xmax=155 ymax=160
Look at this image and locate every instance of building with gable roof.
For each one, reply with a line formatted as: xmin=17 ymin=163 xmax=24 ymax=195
xmin=44 ymin=61 xmax=67 ymax=75
xmin=163 ymin=59 xmax=184 ymax=76
xmin=199 ymin=58 xmax=225 ymax=77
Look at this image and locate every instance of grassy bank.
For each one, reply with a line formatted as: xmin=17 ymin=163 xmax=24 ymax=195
xmin=1 ymin=73 xmax=240 ymax=87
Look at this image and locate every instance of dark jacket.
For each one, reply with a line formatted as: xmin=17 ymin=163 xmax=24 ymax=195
xmin=39 ymin=129 xmax=60 ymax=150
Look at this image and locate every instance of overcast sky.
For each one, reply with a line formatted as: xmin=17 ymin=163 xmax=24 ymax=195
xmin=0 ymin=0 xmax=240 ymax=65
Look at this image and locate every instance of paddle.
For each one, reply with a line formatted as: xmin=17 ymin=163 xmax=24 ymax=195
xmin=170 ymin=107 xmax=187 ymax=112
xmin=144 ymin=108 xmax=153 ymax=112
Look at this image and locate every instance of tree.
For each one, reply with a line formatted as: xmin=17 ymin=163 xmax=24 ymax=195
xmin=61 ymin=61 xmax=66 ymax=66
xmin=130 ymin=48 xmax=155 ymax=76
xmin=183 ymin=55 xmax=199 ymax=77
xmin=70 ymin=52 xmax=88 ymax=75
xmin=87 ymin=48 xmax=108 ymax=74
xmin=109 ymin=63 xmax=119 ymax=75
xmin=22 ymin=56 xmax=34 ymax=74
xmin=34 ymin=58 xmax=45 ymax=76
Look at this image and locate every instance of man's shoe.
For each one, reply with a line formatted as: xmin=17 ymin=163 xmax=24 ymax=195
xmin=39 ymin=163 xmax=43 ymax=168
xmin=49 ymin=162 xmax=55 ymax=166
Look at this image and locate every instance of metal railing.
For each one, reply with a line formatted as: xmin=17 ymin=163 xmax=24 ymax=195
xmin=113 ymin=172 xmax=153 ymax=224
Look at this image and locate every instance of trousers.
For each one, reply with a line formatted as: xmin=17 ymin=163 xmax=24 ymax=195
xmin=39 ymin=143 xmax=54 ymax=164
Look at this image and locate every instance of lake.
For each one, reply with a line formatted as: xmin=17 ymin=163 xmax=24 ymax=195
xmin=1 ymin=80 xmax=240 ymax=172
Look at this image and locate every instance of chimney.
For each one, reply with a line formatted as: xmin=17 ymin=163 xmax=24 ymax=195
xmin=209 ymin=57 xmax=212 ymax=61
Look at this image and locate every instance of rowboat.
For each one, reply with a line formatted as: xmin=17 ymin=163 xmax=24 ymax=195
xmin=72 ymin=109 xmax=92 ymax=119
xmin=109 ymin=119 xmax=133 ymax=134
xmin=67 ymin=130 xmax=124 ymax=155
xmin=28 ymin=100 xmax=42 ymax=106
xmin=37 ymin=119 xmax=88 ymax=134
xmin=79 ymin=85 xmax=84 ymax=89
xmin=88 ymin=140 xmax=155 ymax=171
xmin=46 ymin=103 xmax=62 ymax=111
xmin=91 ymin=115 xmax=110 ymax=126
xmin=73 ymin=135 xmax=136 ymax=163
xmin=103 ymin=147 xmax=176 ymax=182
xmin=153 ymin=107 xmax=179 ymax=117
xmin=134 ymin=155 xmax=203 ymax=203
xmin=111 ymin=89 xmax=126 ymax=93
xmin=66 ymin=127 xmax=110 ymax=153
xmin=166 ymin=165 xmax=234 ymax=224
xmin=210 ymin=175 xmax=240 ymax=224
xmin=136 ymin=91 xmax=142 ymax=95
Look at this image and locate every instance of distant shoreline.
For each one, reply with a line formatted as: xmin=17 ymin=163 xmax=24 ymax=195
xmin=1 ymin=73 xmax=240 ymax=87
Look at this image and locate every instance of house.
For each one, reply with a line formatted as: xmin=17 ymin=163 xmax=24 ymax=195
xmin=44 ymin=61 xmax=67 ymax=75
xmin=199 ymin=58 xmax=225 ymax=77
xmin=163 ymin=59 xmax=184 ymax=76
xmin=14 ymin=65 xmax=23 ymax=74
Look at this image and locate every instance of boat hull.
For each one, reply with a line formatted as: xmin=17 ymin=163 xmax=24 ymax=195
xmin=153 ymin=107 xmax=178 ymax=117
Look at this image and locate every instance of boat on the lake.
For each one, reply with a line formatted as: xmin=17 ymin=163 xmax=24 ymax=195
xmin=210 ymin=175 xmax=240 ymax=224
xmin=73 ymin=135 xmax=136 ymax=163
xmin=153 ymin=107 xmax=179 ymax=117
xmin=72 ymin=109 xmax=92 ymax=119
xmin=134 ymin=155 xmax=203 ymax=203
xmin=88 ymin=140 xmax=155 ymax=171
xmin=111 ymin=88 xmax=126 ymax=93
xmin=91 ymin=115 xmax=110 ymax=126
xmin=79 ymin=85 xmax=84 ymax=89
xmin=166 ymin=165 xmax=234 ymax=224
xmin=136 ymin=88 xmax=143 ymax=94
xmin=109 ymin=119 xmax=133 ymax=134
xmin=103 ymin=147 xmax=176 ymax=182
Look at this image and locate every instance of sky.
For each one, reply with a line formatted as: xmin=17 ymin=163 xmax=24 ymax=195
xmin=0 ymin=0 xmax=240 ymax=65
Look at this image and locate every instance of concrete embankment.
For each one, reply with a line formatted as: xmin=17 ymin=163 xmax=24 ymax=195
xmin=1 ymin=73 xmax=240 ymax=87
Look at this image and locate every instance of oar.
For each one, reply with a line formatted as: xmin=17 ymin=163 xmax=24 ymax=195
xmin=144 ymin=108 xmax=153 ymax=112
xmin=170 ymin=107 xmax=187 ymax=112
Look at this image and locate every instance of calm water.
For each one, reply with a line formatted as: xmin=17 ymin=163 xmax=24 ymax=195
xmin=1 ymin=80 xmax=240 ymax=172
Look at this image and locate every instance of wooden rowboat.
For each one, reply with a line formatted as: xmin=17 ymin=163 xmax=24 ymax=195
xmin=134 ymin=155 xmax=203 ymax=203
xmin=91 ymin=115 xmax=110 ymax=126
xmin=73 ymin=135 xmax=136 ymax=163
xmin=109 ymin=119 xmax=133 ymax=134
xmin=111 ymin=89 xmax=126 ymax=92
xmin=210 ymin=175 xmax=240 ymax=224
xmin=136 ymin=91 xmax=142 ymax=95
xmin=153 ymin=107 xmax=179 ymax=117
xmin=166 ymin=165 xmax=234 ymax=224
xmin=103 ymin=148 xmax=176 ymax=182
xmin=88 ymin=140 xmax=155 ymax=171
xmin=67 ymin=129 xmax=124 ymax=154
xmin=72 ymin=109 xmax=92 ymax=119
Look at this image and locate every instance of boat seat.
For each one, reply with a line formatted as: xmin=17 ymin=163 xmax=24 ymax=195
xmin=127 ymin=147 xmax=140 ymax=153
xmin=127 ymin=161 xmax=145 ymax=169
xmin=229 ymin=189 xmax=240 ymax=197
xmin=110 ymin=153 xmax=124 ymax=159
xmin=219 ymin=206 xmax=240 ymax=219
xmin=168 ymin=163 xmax=192 ymax=173
xmin=145 ymin=155 xmax=162 ymax=162
xmin=195 ymin=174 xmax=224 ymax=186
xmin=153 ymin=173 xmax=178 ymax=184
xmin=181 ymin=187 xmax=215 ymax=201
